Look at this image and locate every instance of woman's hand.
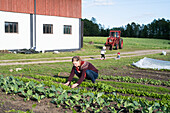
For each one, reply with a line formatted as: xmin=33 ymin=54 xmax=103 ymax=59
xmin=63 ymin=81 xmax=70 ymax=86
xmin=71 ymin=83 xmax=79 ymax=88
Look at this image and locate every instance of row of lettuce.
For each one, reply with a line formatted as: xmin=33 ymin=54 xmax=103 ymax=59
xmin=20 ymin=74 xmax=170 ymax=100
xmin=0 ymin=75 xmax=169 ymax=113
xmin=98 ymin=75 xmax=170 ymax=87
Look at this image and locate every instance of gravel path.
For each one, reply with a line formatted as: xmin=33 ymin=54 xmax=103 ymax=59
xmin=0 ymin=49 xmax=169 ymax=66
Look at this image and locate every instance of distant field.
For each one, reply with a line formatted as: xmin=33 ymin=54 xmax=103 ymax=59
xmin=0 ymin=37 xmax=170 ymax=60
xmin=84 ymin=37 xmax=170 ymax=50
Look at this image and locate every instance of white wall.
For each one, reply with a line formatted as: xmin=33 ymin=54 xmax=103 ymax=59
xmin=0 ymin=11 xmax=81 ymax=51
xmin=36 ymin=15 xmax=80 ymax=51
xmin=0 ymin=11 xmax=30 ymax=50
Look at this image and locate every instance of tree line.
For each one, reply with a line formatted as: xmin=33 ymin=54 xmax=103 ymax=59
xmin=82 ymin=17 xmax=170 ymax=40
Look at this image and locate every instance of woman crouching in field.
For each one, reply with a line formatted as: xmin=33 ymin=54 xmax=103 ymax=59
xmin=64 ymin=56 xmax=98 ymax=88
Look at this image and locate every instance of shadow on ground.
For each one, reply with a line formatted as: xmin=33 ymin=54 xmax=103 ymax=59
xmin=53 ymin=75 xmax=79 ymax=82
xmin=94 ymin=45 xmax=103 ymax=49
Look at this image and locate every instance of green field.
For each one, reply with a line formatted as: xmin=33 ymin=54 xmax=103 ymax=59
xmin=0 ymin=37 xmax=170 ymax=113
xmin=0 ymin=37 xmax=170 ymax=60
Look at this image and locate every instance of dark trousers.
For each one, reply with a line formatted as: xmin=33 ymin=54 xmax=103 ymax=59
xmin=75 ymin=70 xmax=98 ymax=83
xmin=101 ymin=54 xmax=105 ymax=59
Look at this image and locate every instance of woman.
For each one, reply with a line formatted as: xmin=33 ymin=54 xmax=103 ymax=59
xmin=64 ymin=56 xmax=98 ymax=88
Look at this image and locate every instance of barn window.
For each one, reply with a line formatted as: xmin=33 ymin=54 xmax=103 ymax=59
xmin=43 ymin=24 xmax=53 ymax=34
xmin=5 ymin=22 xmax=18 ymax=33
xmin=64 ymin=25 xmax=72 ymax=34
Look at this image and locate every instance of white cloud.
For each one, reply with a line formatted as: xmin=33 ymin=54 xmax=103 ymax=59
xmin=82 ymin=0 xmax=88 ymax=4
xmin=93 ymin=0 xmax=114 ymax=6
xmin=82 ymin=0 xmax=115 ymax=7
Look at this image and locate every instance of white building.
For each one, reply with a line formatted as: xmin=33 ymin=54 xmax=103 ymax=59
xmin=0 ymin=0 xmax=83 ymax=52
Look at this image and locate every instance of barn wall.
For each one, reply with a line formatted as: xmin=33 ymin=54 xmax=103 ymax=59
xmin=0 ymin=11 xmax=31 ymax=50
xmin=35 ymin=14 xmax=80 ymax=51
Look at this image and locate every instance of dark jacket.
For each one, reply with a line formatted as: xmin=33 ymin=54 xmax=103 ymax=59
xmin=68 ymin=61 xmax=98 ymax=84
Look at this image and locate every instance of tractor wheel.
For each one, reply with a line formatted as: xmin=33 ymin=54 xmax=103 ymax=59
xmin=119 ymin=38 xmax=123 ymax=49
xmin=115 ymin=44 xmax=118 ymax=50
xmin=110 ymin=45 xmax=113 ymax=50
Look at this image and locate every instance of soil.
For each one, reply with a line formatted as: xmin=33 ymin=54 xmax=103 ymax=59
xmin=100 ymin=65 xmax=170 ymax=81
xmin=0 ymin=91 xmax=71 ymax=113
xmin=0 ymin=89 xmax=140 ymax=113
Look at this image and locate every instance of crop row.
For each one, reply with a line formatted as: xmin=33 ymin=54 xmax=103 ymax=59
xmin=82 ymin=82 xmax=169 ymax=100
xmin=0 ymin=75 xmax=169 ymax=113
xmin=98 ymin=75 xmax=170 ymax=87
xmin=100 ymin=80 xmax=169 ymax=94
xmin=12 ymin=74 xmax=170 ymax=106
xmin=20 ymin=74 xmax=170 ymax=100
xmin=7 ymin=75 xmax=170 ymax=108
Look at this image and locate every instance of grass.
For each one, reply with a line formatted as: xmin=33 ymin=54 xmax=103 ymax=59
xmin=0 ymin=53 xmax=169 ymax=77
xmin=0 ymin=37 xmax=169 ymax=60
xmin=0 ymin=58 xmax=72 ymax=63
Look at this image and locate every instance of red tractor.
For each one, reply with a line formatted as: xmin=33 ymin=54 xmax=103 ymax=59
xmin=105 ymin=30 xmax=123 ymax=50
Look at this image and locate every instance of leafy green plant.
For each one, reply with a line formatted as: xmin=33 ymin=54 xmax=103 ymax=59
xmin=32 ymin=93 xmax=45 ymax=103
xmin=21 ymin=90 xmax=33 ymax=101
xmin=35 ymin=83 xmax=45 ymax=94
xmin=108 ymin=106 xmax=117 ymax=113
xmin=45 ymin=85 xmax=56 ymax=98
xmin=24 ymin=81 xmax=37 ymax=91
xmin=52 ymin=88 xmax=68 ymax=108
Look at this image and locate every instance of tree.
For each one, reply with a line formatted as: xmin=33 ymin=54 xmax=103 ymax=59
xmin=82 ymin=18 xmax=170 ymax=39
xmin=91 ymin=17 xmax=97 ymax=24
xmin=125 ymin=23 xmax=133 ymax=37
xmin=82 ymin=18 xmax=100 ymax=36
xmin=140 ymin=25 xmax=148 ymax=38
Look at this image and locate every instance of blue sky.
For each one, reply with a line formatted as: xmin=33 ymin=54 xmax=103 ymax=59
xmin=82 ymin=0 xmax=170 ymax=28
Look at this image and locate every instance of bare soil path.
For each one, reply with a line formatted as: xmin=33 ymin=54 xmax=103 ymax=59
xmin=0 ymin=49 xmax=169 ymax=66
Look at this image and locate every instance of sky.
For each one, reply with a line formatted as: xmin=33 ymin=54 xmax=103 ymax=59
xmin=82 ymin=0 xmax=170 ymax=28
